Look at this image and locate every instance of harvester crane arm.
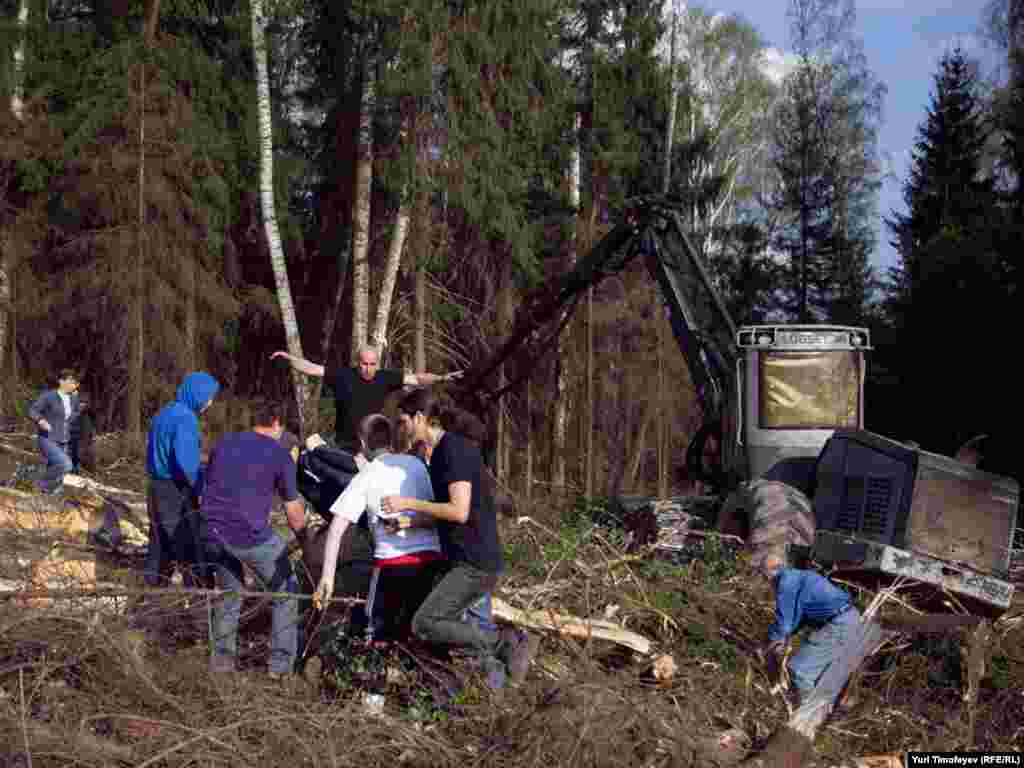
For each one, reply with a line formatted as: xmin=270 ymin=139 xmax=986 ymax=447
xmin=453 ymin=196 xmax=740 ymax=470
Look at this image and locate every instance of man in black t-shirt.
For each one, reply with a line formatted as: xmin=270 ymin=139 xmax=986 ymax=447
xmin=270 ymin=345 xmax=462 ymax=454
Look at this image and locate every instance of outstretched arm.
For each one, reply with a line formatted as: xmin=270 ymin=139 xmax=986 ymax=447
xmin=270 ymin=351 xmax=326 ymax=377
xmin=402 ymin=370 xmax=464 ymax=387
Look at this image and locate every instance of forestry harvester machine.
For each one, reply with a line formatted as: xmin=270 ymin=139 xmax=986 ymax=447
xmin=454 ymin=195 xmax=1018 ymax=617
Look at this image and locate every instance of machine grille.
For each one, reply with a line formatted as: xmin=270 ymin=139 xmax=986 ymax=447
xmin=862 ymin=477 xmax=894 ymax=538
xmin=837 ymin=476 xmax=863 ymax=532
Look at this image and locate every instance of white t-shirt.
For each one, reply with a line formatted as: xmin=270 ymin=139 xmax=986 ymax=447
xmin=328 ymin=452 xmax=439 ymax=561
xmin=58 ymin=392 xmax=72 ymax=421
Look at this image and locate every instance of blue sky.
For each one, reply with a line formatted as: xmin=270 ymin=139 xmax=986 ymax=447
xmin=708 ymin=0 xmax=1001 ymax=273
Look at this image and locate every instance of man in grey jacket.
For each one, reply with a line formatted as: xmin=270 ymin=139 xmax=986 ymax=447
xmin=28 ymin=369 xmax=81 ymax=494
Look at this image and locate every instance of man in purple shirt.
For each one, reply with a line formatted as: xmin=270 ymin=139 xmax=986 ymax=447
xmin=759 ymin=552 xmax=860 ymax=706
xmin=202 ymin=401 xmax=308 ymax=678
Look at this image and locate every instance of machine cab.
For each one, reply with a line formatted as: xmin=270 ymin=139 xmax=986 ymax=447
xmin=735 ymin=325 xmax=871 ymax=481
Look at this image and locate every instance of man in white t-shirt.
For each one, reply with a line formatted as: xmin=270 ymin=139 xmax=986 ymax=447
xmin=313 ymin=413 xmax=443 ymax=641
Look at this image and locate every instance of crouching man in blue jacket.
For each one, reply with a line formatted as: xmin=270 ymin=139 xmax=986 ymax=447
xmin=758 ymin=552 xmax=860 ymax=709
xmin=28 ymin=369 xmax=80 ymax=494
xmin=145 ymin=372 xmax=220 ymax=588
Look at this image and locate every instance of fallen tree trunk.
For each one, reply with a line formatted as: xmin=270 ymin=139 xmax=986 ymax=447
xmin=491 ymin=596 xmax=652 ymax=654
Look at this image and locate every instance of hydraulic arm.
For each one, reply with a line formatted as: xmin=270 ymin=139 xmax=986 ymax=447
xmin=456 ymin=196 xmax=740 ymax=433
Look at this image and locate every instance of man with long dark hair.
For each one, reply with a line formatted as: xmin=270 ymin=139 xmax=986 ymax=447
xmin=382 ymin=390 xmax=531 ymax=689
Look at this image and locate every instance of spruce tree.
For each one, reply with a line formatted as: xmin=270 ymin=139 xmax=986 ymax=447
xmin=884 ymin=48 xmax=999 ymax=451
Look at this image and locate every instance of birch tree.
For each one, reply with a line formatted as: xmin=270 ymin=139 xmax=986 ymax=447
xmin=252 ymin=0 xmax=308 ymax=429
xmin=350 ymin=43 xmax=375 ymax=361
xmin=675 ymin=9 xmax=776 ymax=259
xmin=662 ymin=0 xmax=680 ymax=194
xmin=368 ymin=192 xmax=411 ymax=353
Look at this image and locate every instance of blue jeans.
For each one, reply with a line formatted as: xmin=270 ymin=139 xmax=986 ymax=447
xmin=208 ymin=533 xmax=298 ymax=675
xmin=788 ymin=606 xmax=861 ymax=693
xmin=37 ymin=437 xmax=72 ymax=493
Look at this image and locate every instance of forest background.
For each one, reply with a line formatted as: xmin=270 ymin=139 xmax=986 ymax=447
xmin=0 ymin=0 xmax=1020 ymax=501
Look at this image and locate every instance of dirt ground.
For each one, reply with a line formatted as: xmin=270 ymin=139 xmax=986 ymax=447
xmin=1 ymin=432 xmax=1023 ymax=767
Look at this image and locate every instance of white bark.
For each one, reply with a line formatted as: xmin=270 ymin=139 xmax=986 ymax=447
xmin=662 ymin=1 xmax=680 ymax=194
xmin=677 ymin=9 xmax=776 ymax=257
xmin=351 ymin=53 xmax=375 ymax=362
xmin=369 ymin=194 xmax=410 ymax=354
xmin=252 ymin=0 xmax=307 ymax=429
xmin=552 ymin=114 xmax=582 ymax=490
xmin=11 ymin=0 xmax=28 ymax=120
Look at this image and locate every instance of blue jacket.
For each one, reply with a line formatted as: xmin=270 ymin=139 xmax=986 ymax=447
xmin=146 ymin=372 xmax=220 ymax=491
xmin=29 ymin=389 xmax=80 ymax=444
xmin=768 ymin=569 xmax=852 ymax=643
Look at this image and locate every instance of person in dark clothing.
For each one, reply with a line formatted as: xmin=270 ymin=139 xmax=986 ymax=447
xmin=144 ymin=371 xmax=220 ymax=588
xmin=202 ymin=401 xmax=307 ymax=677
xmin=28 ymin=369 xmax=80 ymax=493
xmin=382 ymin=390 xmax=531 ymax=689
xmin=269 ymin=345 xmax=462 ymax=454
xmin=296 ymin=441 xmax=361 ymax=519
xmin=70 ymin=395 xmax=97 ymax=473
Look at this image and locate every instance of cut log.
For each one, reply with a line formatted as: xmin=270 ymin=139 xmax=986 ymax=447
xmin=63 ymin=473 xmax=145 ymax=500
xmin=0 ymin=487 xmax=147 ymax=547
xmin=491 ymin=596 xmax=652 ymax=654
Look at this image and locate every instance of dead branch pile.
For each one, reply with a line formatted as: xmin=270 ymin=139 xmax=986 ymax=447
xmin=0 ymin=481 xmax=1022 ymax=767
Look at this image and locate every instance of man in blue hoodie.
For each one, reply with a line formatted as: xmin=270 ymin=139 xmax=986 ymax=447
xmin=145 ymin=372 xmax=220 ymax=588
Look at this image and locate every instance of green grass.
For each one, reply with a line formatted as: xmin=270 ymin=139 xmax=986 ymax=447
xmin=683 ymin=623 xmax=739 ymax=672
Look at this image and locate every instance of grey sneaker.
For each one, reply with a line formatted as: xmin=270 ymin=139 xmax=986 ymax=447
xmin=499 ymin=628 xmax=535 ymax=686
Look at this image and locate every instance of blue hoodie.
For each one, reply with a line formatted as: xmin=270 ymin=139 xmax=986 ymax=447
xmin=146 ymin=372 xmax=220 ymax=491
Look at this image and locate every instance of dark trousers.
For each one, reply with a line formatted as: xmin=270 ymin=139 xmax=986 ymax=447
xmin=370 ymin=560 xmax=447 ymax=641
xmin=145 ymin=478 xmax=206 ymax=588
xmin=411 ymin=562 xmax=500 ymax=657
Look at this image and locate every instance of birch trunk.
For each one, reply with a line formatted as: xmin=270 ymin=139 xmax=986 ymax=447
xmin=662 ymin=2 xmax=680 ymax=194
xmin=552 ymin=113 xmax=582 ymax=490
xmin=10 ymin=0 xmax=28 ymax=120
xmin=369 ymin=193 xmax=410 ymax=354
xmin=252 ymin=0 xmax=308 ymax=432
xmin=350 ymin=50 xmax=376 ymax=362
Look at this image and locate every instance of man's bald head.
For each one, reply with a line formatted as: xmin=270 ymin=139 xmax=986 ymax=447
xmin=357 ymin=345 xmax=381 ymax=382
